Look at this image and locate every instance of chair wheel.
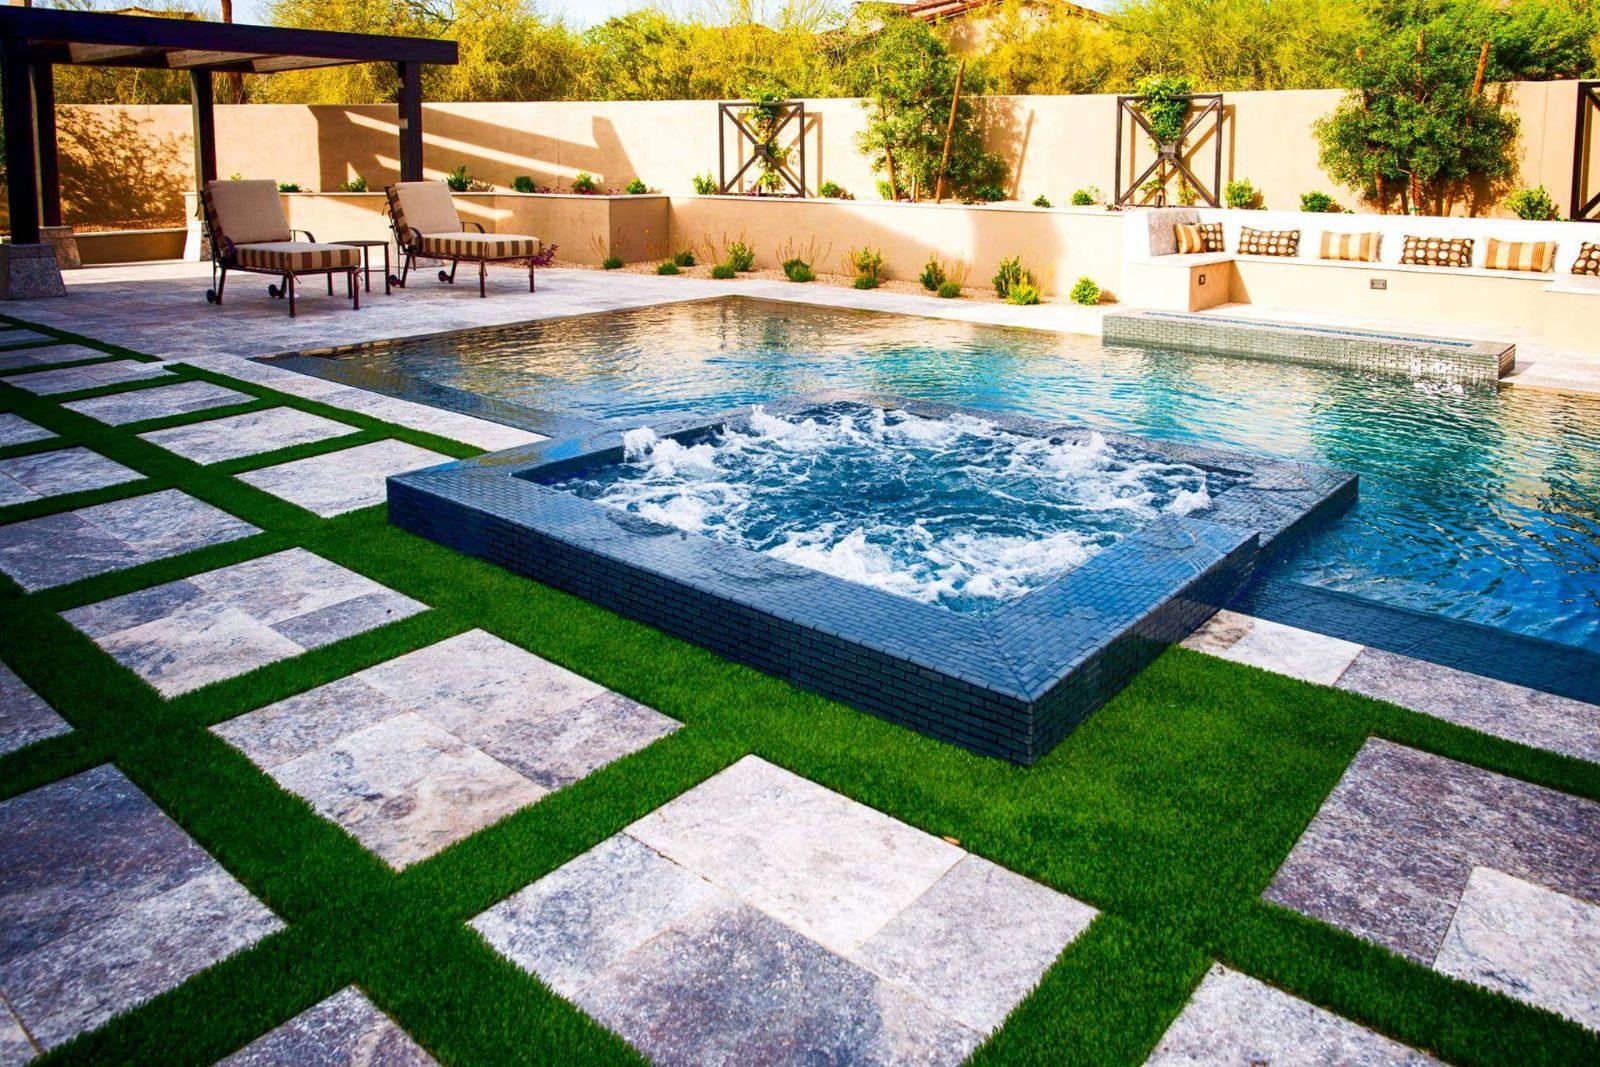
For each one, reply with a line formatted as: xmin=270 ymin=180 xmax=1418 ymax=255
xmin=267 ymin=283 xmax=283 ymax=299
xmin=388 ymin=274 xmax=403 ymax=288
xmin=438 ymin=270 xmax=452 ymax=283
xmin=205 ymin=289 xmax=218 ymax=304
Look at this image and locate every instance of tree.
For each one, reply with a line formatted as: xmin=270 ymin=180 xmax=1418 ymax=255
xmin=1113 ymin=0 xmax=1356 ymax=90
xmin=976 ymin=0 xmax=1130 ymax=95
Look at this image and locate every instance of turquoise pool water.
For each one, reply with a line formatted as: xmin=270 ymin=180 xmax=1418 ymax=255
xmin=339 ymin=297 xmax=1600 ymax=650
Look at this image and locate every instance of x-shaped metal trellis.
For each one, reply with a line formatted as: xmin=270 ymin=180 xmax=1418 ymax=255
xmin=718 ymin=100 xmax=807 ymax=196
xmin=1570 ymin=81 xmax=1600 ymax=220
xmin=1113 ymin=93 xmax=1224 ymax=209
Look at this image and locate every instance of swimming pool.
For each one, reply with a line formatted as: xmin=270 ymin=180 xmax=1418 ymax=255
xmin=303 ymin=297 xmax=1600 ymax=652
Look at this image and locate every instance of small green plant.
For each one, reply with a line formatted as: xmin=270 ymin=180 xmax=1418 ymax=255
xmin=1225 ymin=179 xmax=1262 ymax=209
xmin=1505 ymin=185 xmax=1560 ymax=221
xmin=936 ymin=280 xmax=963 ymax=299
xmin=853 ymin=276 xmax=880 ymax=290
xmin=1177 ymin=180 xmax=1199 ymax=207
xmin=876 ymin=179 xmax=899 ymax=201
xmin=571 ymin=171 xmax=600 ymax=194
xmin=601 ymin=256 xmax=624 ymax=270
xmin=1070 ymin=276 xmax=1102 ymax=306
xmin=445 ymin=165 xmax=473 ymax=192
xmin=625 ymin=178 xmax=648 ymax=195
xmin=844 ymin=246 xmax=884 ymax=288
xmin=1032 ymin=195 xmax=1052 ymax=208
xmin=975 ymin=185 xmax=1006 ymax=203
xmin=918 ymin=254 xmax=946 ymax=292
xmin=992 ymin=255 xmax=1035 ymax=298
xmin=1004 ymin=279 xmax=1042 ymax=305
xmin=277 ymin=181 xmax=302 ymax=193
xmin=1070 ymin=187 xmax=1100 ymax=206
xmin=512 ymin=175 xmax=537 ymax=193
xmin=692 ymin=172 xmax=718 ymax=195
xmin=1137 ymin=75 xmax=1195 ymax=149
xmin=672 ymin=249 xmax=696 ymax=268
xmin=337 ymin=176 xmax=368 ymax=192
xmin=1300 ymin=190 xmax=1337 ymax=213
xmin=782 ymin=258 xmax=815 ymax=282
xmin=726 ymin=242 xmax=755 ymax=272
xmin=818 ymin=180 xmax=851 ymax=199
xmin=655 ymin=260 xmax=681 ymax=275
xmin=710 ymin=263 xmax=737 ymax=279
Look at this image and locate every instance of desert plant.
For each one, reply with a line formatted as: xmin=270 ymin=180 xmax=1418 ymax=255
xmin=277 ymin=181 xmax=302 ymax=193
xmin=992 ymin=255 xmax=1035 ymax=298
xmin=571 ymin=171 xmax=600 ymax=194
xmin=672 ymin=249 xmax=696 ymax=267
xmin=1136 ymin=74 xmax=1194 ymax=150
xmin=445 ymin=165 xmax=474 ymax=192
xmin=782 ymin=258 xmax=815 ymax=282
xmin=1300 ymin=190 xmax=1337 ymax=213
xmin=1176 ymin=179 xmax=1198 ymax=207
xmin=819 ymin=180 xmax=851 ymax=199
xmin=337 ymin=176 xmax=368 ymax=192
xmin=1505 ymin=185 xmax=1559 ymax=221
xmin=626 ymin=178 xmax=649 ymax=194
xmin=1070 ymin=187 xmax=1100 ymax=206
xmin=974 ymin=185 xmax=1006 ymax=203
xmin=936 ymin=280 xmax=963 ymax=299
xmin=512 ymin=175 xmax=537 ymax=193
xmin=853 ymin=276 xmax=879 ymax=290
xmin=726 ymin=241 xmax=756 ymax=272
xmin=1070 ymin=276 xmax=1102 ymax=306
xmin=918 ymin=255 xmax=948 ymax=292
xmin=1225 ymin=179 xmax=1263 ymax=209
xmin=656 ymin=260 xmax=681 ymax=275
xmin=1032 ymin=194 xmax=1053 ymax=208
xmin=844 ymin=246 xmax=884 ymax=287
xmin=1004 ymin=278 xmax=1042 ymax=305
xmin=692 ymin=171 xmax=718 ymax=195
xmin=710 ymin=263 xmax=737 ymax=279
xmin=602 ymin=256 xmax=624 ymax=270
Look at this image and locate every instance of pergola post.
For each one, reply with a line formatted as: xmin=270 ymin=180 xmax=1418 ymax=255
xmin=1 ymin=37 xmax=41 ymax=246
xmin=397 ymin=60 xmax=422 ymax=181
xmin=190 ymin=68 xmax=217 ymax=190
xmin=32 ymin=62 xmax=60 ymax=229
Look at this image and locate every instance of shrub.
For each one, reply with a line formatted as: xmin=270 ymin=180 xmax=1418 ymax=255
xmin=918 ymin=255 xmax=946 ymax=292
xmin=1070 ymin=187 xmax=1100 ymax=206
xmin=625 ymin=178 xmax=649 ymax=195
xmin=992 ymin=255 xmax=1035 ymax=298
xmin=710 ymin=263 xmax=737 ymax=279
xmin=782 ymin=257 xmax=815 ymax=282
xmin=337 ymin=176 xmax=368 ymax=193
xmin=1136 ymin=74 xmax=1195 ymax=149
xmin=277 ymin=181 xmax=302 ymax=193
xmin=512 ymin=175 xmax=537 ymax=193
xmin=974 ymin=185 xmax=1006 ymax=202
xmin=601 ymin=256 xmax=624 ymax=270
xmin=692 ymin=171 xmax=718 ymax=195
xmin=845 ymin=246 xmax=884 ymax=287
xmin=672 ymin=249 xmax=696 ymax=267
xmin=818 ymin=180 xmax=851 ymax=199
xmin=1032 ymin=195 xmax=1053 ymax=208
xmin=726 ymin=241 xmax=756 ymax=272
xmin=1300 ymin=190 xmax=1337 ymax=213
xmin=1004 ymin=279 xmax=1042 ymax=305
xmin=445 ymin=165 xmax=473 ymax=192
xmin=1505 ymin=185 xmax=1560 ymax=221
xmin=571 ymin=171 xmax=600 ymax=194
xmin=876 ymin=179 xmax=899 ymax=201
xmin=853 ymin=275 xmax=880 ymax=290
xmin=1070 ymin=276 xmax=1102 ymax=306
xmin=1225 ymin=178 xmax=1262 ymax=209
xmin=655 ymin=260 xmax=681 ymax=275
xmin=936 ymin=280 xmax=963 ymax=299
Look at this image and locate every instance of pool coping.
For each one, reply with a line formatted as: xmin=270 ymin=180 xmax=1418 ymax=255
xmin=388 ymin=394 xmax=1357 ymax=763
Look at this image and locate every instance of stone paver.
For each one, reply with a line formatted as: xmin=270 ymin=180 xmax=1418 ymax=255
xmin=0 ymin=415 xmax=53 ymax=448
xmin=236 ymin=440 xmax=449 ymax=517
xmin=0 ymin=330 xmax=61 ymax=351
xmin=0 ymin=765 xmax=281 ymax=1054
xmin=0 ymin=447 xmax=142 ymax=507
xmin=140 ymin=407 xmax=355 ymax=464
xmin=474 ymin=756 xmax=1095 ymax=1066
xmin=1182 ymin=609 xmax=1362 ymax=685
xmin=5 ymin=360 xmax=171 ymax=396
xmin=0 ymin=345 xmax=108 ymax=373
xmin=62 ymin=548 xmax=426 ymax=698
xmin=1145 ymin=965 xmax=1437 ymax=1065
xmin=214 ymin=630 xmax=677 ymax=868
xmin=220 ymin=986 xmax=435 ymax=1066
xmin=63 ymin=380 xmax=251 ymax=426
xmin=0 ymin=661 xmax=69 ymax=757
xmin=1266 ymin=739 xmax=1600 ymax=1030
xmin=0 ymin=489 xmax=259 ymax=591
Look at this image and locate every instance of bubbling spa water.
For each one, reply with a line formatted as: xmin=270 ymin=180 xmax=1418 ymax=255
xmin=552 ymin=405 xmax=1231 ymax=614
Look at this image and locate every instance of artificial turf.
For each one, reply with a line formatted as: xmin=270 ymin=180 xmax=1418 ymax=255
xmin=1 ymin=317 xmax=1597 ymax=1066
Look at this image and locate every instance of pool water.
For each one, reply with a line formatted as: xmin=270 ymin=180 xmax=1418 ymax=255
xmin=549 ymin=404 xmax=1232 ymax=614
xmin=339 ymin=297 xmax=1600 ymax=651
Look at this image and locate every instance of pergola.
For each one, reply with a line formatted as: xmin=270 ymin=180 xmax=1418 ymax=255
xmin=0 ymin=6 xmax=458 ymax=247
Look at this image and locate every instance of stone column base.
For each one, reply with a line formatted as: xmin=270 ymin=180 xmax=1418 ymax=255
xmin=0 ymin=243 xmax=68 ymax=299
xmin=40 ymin=225 xmax=82 ymax=270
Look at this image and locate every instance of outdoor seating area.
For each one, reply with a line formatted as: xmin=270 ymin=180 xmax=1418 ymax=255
xmin=201 ymin=179 xmax=363 ymax=316
xmin=385 ymin=181 xmax=545 ymax=297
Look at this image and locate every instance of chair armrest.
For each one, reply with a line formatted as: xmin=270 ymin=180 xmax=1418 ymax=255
xmin=291 ymin=228 xmax=317 ymax=243
xmin=463 ymin=221 xmax=486 ymax=233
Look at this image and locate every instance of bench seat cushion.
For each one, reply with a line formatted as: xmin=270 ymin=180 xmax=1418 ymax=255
xmin=235 ymin=242 xmax=361 ymax=273
xmin=419 ymin=233 xmax=541 ymax=259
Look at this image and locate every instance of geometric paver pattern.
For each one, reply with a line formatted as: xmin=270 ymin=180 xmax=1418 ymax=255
xmin=0 ymin=661 xmax=70 ymax=757
xmin=219 ymin=986 xmax=436 ymax=1065
xmin=140 ymin=407 xmax=355 ymax=464
xmin=1145 ymin=964 xmax=1437 ymax=1065
xmin=0 ymin=488 xmax=259 ymax=591
xmin=0 ymin=414 xmax=55 ymax=448
xmin=0 ymin=447 xmax=142 ymax=507
xmin=473 ymin=756 xmax=1096 ymax=1065
xmin=236 ymin=439 xmax=450 ymax=517
xmin=0 ymin=344 xmax=109 ymax=373
xmin=214 ymin=629 xmax=679 ymax=869
xmin=63 ymin=380 xmax=251 ymax=426
xmin=1266 ymin=738 xmax=1600 ymax=1028
xmin=0 ymin=330 xmax=61 ymax=351
xmin=61 ymin=548 xmax=427 ymax=697
xmin=0 ymin=765 xmax=282 ymax=1057
xmin=5 ymin=360 xmax=171 ymax=396
xmin=1182 ymin=609 xmax=1363 ymax=686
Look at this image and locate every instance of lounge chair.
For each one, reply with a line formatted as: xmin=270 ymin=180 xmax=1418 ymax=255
xmin=199 ymin=179 xmax=361 ymax=317
xmin=384 ymin=181 xmax=544 ymax=297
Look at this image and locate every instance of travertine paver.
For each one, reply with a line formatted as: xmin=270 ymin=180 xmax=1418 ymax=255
xmin=63 ymin=380 xmax=251 ymax=426
xmin=5 ymin=360 xmax=171 ymax=396
xmin=1266 ymin=739 xmax=1600 ymax=1029
xmin=1145 ymin=965 xmax=1437 ymax=1065
xmin=236 ymin=439 xmax=450 ymax=517
xmin=140 ymin=407 xmax=356 ymax=464
xmin=473 ymin=757 xmax=1096 ymax=1066
xmin=220 ymin=986 xmax=436 ymax=1065
xmin=0 ymin=330 xmax=61 ymax=350
xmin=62 ymin=548 xmax=426 ymax=697
xmin=0 ymin=661 xmax=69 ymax=757
xmin=0 ymin=765 xmax=282 ymax=1054
xmin=0 ymin=344 xmax=108 ymax=373
xmin=0 ymin=489 xmax=259 ymax=591
xmin=0 ymin=414 xmax=53 ymax=448
xmin=0 ymin=447 xmax=142 ymax=507
xmin=214 ymin=630 xmax=677 ymax=868
xmin=1182 ymin=609 xmax=1362 ymax=685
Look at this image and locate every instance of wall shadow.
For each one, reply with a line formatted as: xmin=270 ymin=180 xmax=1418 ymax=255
xmin=57 ymin=108 xmax=187 ymax=230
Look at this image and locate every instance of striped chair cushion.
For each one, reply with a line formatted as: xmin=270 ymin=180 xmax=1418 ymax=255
xmin=1484 ymin=238 xmax=1555 ymax=273
xmin=234 ymin=242 xmax=361 ymax=272
xmin=1400 ymin=235 xmax=1474 ymax=268
xmin=1238 ymin=227 xmax=1300 ymax=257
xmin=1319 ymin=231 xmax=1382 ymax=263
xmin=419 ymin=233 xmax=542 ymax=259
xmin=1172 ymin=222 xmax=1222 ymax=255
xmin=1573 ymin=243 xmax=1600 ymax=276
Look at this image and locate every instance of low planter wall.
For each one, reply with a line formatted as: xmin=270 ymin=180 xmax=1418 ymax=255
xmin=68 ymin=228 xmax=186 ymax=265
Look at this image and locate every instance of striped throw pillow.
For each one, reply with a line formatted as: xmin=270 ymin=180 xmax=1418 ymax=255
xmin=1573 ymin=243 xmax=1600 ymax=276
xmin=1238 ymin=227 xmax=1300 ymax=257
xmin=1172 ymin=222 xmax=1223 ymax=255
xmin=1483 ymin=238 xmax=1555 ymax=274
xmin=1319 ymin=232 xmax=1382 ymax=263
xmin=1400 ymin=235 xmax=1473 ymax=268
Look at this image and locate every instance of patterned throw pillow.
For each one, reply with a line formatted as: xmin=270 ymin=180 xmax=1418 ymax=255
xmin=1483 ymin=238 xmax=1555 ymax=274
xmin=1237 ymin=227 xmax=1300 ymax=257
xmin=1173 ymin=222 xmax=1223 ymax=255
xmin=1319 ymin=232 xmax=1382 ymax=263
xmin=1400 ymin=235 xmax=1474 ymax=268
xmin=1573 ymin=243 xmax=1600 ymax=276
